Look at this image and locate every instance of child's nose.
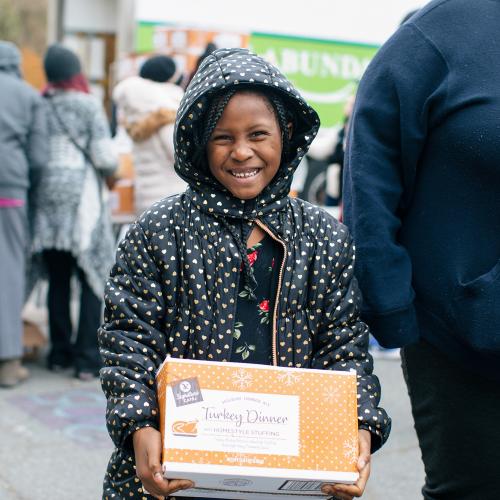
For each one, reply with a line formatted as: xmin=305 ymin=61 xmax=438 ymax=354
xmin=231 ymin=141 xmax=253 ymax=161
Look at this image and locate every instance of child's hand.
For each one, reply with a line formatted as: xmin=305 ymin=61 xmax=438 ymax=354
xmin=321 ymin=429 xmax=371 ymax=500
xmin=133 ymin=426 xmax=194 ymax=499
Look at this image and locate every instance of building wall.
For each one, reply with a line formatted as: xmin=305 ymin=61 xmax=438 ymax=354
xmin=63 ymin=0 xmax=117 ymax=33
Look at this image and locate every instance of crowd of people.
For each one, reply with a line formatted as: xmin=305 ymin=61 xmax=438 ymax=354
xmin=0 ymin=1 xmax=499 ymax=499
xmin=0 ymin=42 xmax=190 ymax=385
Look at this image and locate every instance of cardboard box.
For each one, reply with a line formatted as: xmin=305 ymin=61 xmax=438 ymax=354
xmin=156 ymin=358 xmax=359 ymax=499
xmin=109 ymin=179 xmax=134 ymax=215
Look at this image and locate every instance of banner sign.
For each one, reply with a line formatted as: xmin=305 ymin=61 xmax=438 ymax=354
xmin=249 ymin=33 xmax=378 ymax=128
xmin=134 ymin=24 xmax=379 ymax=128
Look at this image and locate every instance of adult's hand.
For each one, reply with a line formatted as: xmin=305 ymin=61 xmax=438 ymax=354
xmin=321 ymin=429 xmax=371 ymax=500
xmin=133 ymin=426 xmax=194 ymax=499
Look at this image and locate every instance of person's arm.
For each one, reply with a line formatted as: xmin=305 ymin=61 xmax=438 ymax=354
xmin=342 ymin=24 xmax=449 ymax=347
xmin=99 ymin=221 xmax=169 ymax=449
xmin=133 ymin=426 xmax=193 ymax=498
xmin=321 ymin=430 xmax=371 ymax=500
xmin=310 ymin=224 xmax=390 ymax=497
xmin=310 ymin=226 xmax=391 ymax=451
xmin=125 ymin=108 xmax=176 ymax=143
xmin=99 ymin=221 xmax=192 ymax=497
xmin=88 ymin=98 xmax=118 ymax=177
xmin=26 ymin=95 xmax=49 ymax=188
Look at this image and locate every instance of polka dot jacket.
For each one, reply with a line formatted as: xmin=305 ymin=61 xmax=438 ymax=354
xmin=99 ymin=48 xmax=391 ymax=499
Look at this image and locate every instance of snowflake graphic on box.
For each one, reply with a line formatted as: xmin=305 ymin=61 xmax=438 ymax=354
xmin=232 ymin=368 xmax=253 ymax=389
xmin=343 ymin=437 xmax=358 ymax=464
xmin=323 ymin=385 xmax=342 ymax=402
xmin=277 ymin=370 xmax=300 ymax=386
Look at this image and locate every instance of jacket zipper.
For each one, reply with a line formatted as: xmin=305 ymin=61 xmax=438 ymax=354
xmin=255 ymin=219 xmax=287 ymax=366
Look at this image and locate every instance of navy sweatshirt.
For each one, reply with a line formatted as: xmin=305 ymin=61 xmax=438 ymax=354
xmin=343 ymin=0 xmax=500 ymax=381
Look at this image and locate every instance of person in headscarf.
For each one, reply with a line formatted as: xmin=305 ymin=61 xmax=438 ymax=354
xmin=0 ymin=41 xmax=48 ymax=387
xmin=113 ymin=54 xmax=186 ymax=215
xmin=29 ymin=43 xmax=117 ymax=380
xmin=99 ymin=48 xmax=391 ymax=499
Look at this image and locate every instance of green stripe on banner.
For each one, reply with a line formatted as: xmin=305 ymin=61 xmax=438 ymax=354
xmin=249 ymin=33 xmax=379 ymax=128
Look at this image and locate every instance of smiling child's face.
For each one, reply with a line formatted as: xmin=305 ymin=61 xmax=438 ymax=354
xmin=206 ymin=91 xmax=283 ymax=200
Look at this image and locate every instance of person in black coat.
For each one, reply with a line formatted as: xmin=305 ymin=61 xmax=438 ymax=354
xmin=343 ymin=1 xmax=500 ymax=498
xmin=99 ymin=48 xmax=390 ymax=499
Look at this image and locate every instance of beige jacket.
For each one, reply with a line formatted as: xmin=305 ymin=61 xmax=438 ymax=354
xmin=113 ymin=77 xmax=186 ymax=215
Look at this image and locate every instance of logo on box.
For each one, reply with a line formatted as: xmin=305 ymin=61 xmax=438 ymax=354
xmin=172 ymin=420 xmax=198 ymax=437
xmin=171 ymin=377 xmax=203 ymax=407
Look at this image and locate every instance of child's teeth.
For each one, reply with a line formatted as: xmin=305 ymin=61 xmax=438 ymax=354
xmin=232 ymin=170 xmax=258 ymax=178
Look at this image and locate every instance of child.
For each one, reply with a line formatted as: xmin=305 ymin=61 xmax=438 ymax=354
xmin=99 ymin=48 xmax=391 ymax=500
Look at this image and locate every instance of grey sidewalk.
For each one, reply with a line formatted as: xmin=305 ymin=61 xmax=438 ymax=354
xmin=0 ymin=355 xmax=424 ymax=500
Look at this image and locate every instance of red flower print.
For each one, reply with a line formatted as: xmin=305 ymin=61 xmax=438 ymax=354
xmin=258 ymin=299 xmax=270 ymax=324
xmin=247 ymin=250 xmax=258 ymax=267
xmin=259 ymin=300 xmax=270 ymax=312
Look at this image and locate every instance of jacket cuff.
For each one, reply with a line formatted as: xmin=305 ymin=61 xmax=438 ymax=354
xmin=120 ymin=421 xmax=158 ymax=454
xmin=362 ymin=305 xmax=419 ymax=348
xmin=358 ymin=424 xmax=384 ymax=454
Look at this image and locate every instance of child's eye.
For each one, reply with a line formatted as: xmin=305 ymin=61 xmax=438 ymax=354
xmin=251 ymin=130 xmax=268 ymax=138
xmin=211 ymin=134 xmax=232 ymax=142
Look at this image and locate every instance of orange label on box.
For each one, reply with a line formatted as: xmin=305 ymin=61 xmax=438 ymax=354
xmin=157 ymin=359 xmax=359 ymax=475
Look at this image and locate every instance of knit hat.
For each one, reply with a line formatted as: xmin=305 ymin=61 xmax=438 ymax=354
xmin=139 ymin=55 xmax=178 ymax=83
xmin=44 ymin=44 xmax=81 ymax=83
xmin=0 ymin=41 xmax=21 ymax=70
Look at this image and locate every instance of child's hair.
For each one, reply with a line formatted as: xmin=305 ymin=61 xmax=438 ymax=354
xmin=192 ymin=86 xmax=295 ymax=171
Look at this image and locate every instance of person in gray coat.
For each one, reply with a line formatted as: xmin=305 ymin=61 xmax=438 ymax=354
xmin=0 ymin=41 xmax=48 ymax=388
xmin=29 ymin=44 xmax=117 ymax=381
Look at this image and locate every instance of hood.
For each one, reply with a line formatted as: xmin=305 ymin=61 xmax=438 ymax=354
xmin=174 ymin=47 xmax=320 ymax=220
xmin=0 ymin=41 xmax=21 ymax=77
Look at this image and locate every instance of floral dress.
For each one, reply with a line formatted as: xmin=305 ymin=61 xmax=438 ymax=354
xmin=230 ymin=235 xmax=281 ymax=365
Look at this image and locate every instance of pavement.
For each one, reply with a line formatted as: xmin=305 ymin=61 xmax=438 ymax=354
xmin=0 ymin=305 xmax=425 ymax=499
